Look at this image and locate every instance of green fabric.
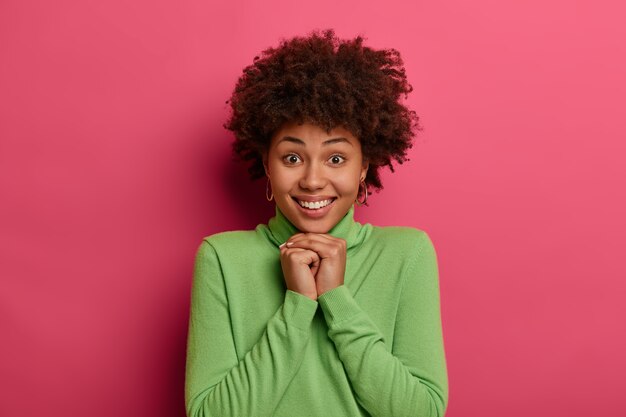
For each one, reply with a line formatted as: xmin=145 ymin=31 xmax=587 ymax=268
xmin=185 ymin=203 xmax=449 ymax=417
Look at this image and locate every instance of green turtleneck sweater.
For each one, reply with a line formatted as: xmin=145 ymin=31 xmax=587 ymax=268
xmin=185 ymin=204 xmax=448 ymax=417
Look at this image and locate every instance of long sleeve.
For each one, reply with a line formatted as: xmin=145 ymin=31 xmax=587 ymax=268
xmin=317 ymin=231 xmax=449 ymax=417
xmin=185 ymin=240 xmax=319 ymax=417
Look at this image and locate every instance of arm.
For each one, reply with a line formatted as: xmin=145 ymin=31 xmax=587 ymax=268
xmin=185 ymin=240 xmax=318 ymax=417
xmin=317 ymin=232 xmax=449 ymax=417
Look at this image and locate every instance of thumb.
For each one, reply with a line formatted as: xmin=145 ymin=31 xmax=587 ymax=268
xmin=310 ymin=258 xmax=320 ymax=278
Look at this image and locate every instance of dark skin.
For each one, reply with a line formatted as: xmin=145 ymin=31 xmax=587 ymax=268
xmin=279 ymin=232 xmax=347 ymax=301
xmin=263 ymin=122 xmax=368 ymax=302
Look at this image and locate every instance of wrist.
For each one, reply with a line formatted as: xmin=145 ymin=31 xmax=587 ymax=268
xmin=290 ymin=288 xmax=318 ymax=301
xmin=317 ymin=283 xmax=342 ymax=297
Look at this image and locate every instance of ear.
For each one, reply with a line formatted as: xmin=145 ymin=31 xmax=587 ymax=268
xmin=360 ymin=158 xmax=369 ymax=182
xmin=262 ymin=151 xmax=270 ymax=177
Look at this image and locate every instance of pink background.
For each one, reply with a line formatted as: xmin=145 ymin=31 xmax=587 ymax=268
xmin=1 ymin=0 xmax=625 ymax=416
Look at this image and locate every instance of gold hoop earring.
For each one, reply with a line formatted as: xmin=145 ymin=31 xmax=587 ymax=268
xmin=266 ymin=177 xmax=274 ymax=201
xmin=355 ymin=179 xmax=368 ymax=206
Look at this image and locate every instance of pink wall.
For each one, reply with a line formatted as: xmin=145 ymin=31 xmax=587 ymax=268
xmin=1 ymin=0 xmax=625 ymax=416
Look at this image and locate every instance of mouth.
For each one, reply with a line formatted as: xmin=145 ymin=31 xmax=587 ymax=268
xmin=291 ymin=197 xmax=337 ymax=218
xmin=292 ymin=197 xmax=336 ymax=209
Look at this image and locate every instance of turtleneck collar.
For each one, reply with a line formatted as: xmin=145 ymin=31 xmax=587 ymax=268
xmin=262 ymin=203 xmax=372 ymax=250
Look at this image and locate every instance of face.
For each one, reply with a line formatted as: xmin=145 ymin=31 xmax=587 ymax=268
xmin=263 ymin=121 xmax=369 ymax=234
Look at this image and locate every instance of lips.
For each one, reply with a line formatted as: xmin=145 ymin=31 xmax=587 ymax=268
xmin=291 ymin=195 xmax=337 ymax=203
xmin=292 ymin=196 xmax=336 ymax=207
xmin=291 ymin=196 xmax=337 ymax=218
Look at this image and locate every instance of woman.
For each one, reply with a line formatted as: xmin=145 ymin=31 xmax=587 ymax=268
xmin=185 ymin=29 xmax=448 ymax=417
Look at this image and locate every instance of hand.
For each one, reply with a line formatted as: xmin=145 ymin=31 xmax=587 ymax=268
xmin=283 ymin=233 xmax=347 ymax=297
xmin=279 ymin=243 xmax=320 ymax=301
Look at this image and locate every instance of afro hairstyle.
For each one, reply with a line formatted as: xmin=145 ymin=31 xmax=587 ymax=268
xmin=223 ymin=28 xmax=421 ymax=203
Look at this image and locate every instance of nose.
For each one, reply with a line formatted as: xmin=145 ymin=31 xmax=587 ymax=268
xmin=299 ymin=161 xmax=326 ymax=190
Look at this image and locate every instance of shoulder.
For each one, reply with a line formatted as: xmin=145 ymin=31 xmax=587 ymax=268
xmin=367 ymin=224 xmax=438 ymax=270
xmin=197 ymin=229 xmax=261 ymax=254
xmin=370 ymin=226 xmax=440 ymax=294
xmin=370 ymin=224 xmax=435 ymax=251
xmin=193 ymin=230 xmax=264 ymax=273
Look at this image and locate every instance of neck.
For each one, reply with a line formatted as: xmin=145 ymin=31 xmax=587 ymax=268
xmin=263 ymin=203 xmax=372 ymax=250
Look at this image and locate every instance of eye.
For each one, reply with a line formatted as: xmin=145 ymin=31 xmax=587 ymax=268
xmin=283 ymin=153 xmax=301 ymax=165
xmin=329 ymin=154 xmax=346 ymax=165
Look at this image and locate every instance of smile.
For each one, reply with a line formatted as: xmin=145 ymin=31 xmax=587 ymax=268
xmin=296 ymin=198 xmax=334 ymax=209
xmin=291 ymin=197 xmax=337 ymax=218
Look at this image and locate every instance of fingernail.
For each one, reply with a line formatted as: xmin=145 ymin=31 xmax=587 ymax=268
xmin=286 ymin=241 xmax=293 ymax=246
xmin=279 ymin=242 xmax=286 ymax=248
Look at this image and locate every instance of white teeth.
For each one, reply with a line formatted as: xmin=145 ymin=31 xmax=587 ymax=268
xmin=297 ymin=199 xmax=333 ymax=209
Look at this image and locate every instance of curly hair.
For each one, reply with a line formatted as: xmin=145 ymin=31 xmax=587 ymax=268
xmin=223 ymin=28 xmax=420 ymax=202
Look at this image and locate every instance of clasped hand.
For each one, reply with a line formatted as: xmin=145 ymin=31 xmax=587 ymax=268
xmin=279 ymin=233 xmax=346 ymax=301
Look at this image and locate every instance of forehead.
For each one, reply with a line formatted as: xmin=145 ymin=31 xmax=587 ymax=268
xmin=271 ymin=122 xmax=360 ymax=148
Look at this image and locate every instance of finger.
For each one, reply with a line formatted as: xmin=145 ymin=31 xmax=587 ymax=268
xmin=310 ymin=260 xmax=320 ymax=277
xmin=287 ymin=233 xmax=340 ymax=245
xmin=280 ymin=233 xmax=308 ymax=248
xmin=285 ymin=232 xmax=306 ymax=241
xmin=282 ymin=246 xmax=320 ymax=261
xmin=280 ymin=246 xmax=308 ymax=257
xmin=285 ymin=238 xmax=345 ymax=259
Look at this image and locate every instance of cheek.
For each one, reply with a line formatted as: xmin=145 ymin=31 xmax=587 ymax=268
xmin=334 ymin=172 xmax=361 ymax=194
xmin=269 ymin=166 xmax=297 ymax=191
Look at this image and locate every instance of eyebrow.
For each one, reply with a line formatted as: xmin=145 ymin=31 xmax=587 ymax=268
xmin=278 ymin=136 xmax=353 ymax=147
